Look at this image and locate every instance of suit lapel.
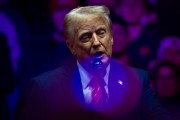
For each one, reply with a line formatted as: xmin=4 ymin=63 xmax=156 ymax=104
xmin=108 ymin=60 xmax=142 ymax=117
xmin=108 ymin=60 xmax=126 ymax=107
xmin=72 ymin=67 xmax=85 ymax=106
xmin=60 ymin=58 xmax=85 ymax=110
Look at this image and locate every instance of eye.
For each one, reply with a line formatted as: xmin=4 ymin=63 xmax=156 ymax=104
xmin=96 ymin=29 xmax=106 ymax=38
xmin=79 ymin=32 xmax=92 ymax=42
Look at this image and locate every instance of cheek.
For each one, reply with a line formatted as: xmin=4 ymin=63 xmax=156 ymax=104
xmin=104 ymin=37 xmax=113 ymax=53
xmin=75 ymin=42 xmax=92 ymax=56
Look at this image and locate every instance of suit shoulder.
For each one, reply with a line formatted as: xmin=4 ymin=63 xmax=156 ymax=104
xmin=120 ymin=64 xmax=148 ymax=77
xmin=120 ymin=65 xmax=149 ymax=86
xmin=128 ymin=66 xmax=147 ymax=76
xmin=31 ymin=67 xmax=66 ymax=85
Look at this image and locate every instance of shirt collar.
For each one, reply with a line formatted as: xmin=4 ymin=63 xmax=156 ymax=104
xmin=77 ymin=61 xmax=110 ymax=89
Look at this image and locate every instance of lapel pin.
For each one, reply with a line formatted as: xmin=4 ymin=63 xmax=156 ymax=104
xmin=118 ymin=80 xmax=123 ymax=85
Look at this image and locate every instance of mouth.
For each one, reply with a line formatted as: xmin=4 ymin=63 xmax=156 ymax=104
xmin=91 ymin=52 xmax=104 ymax=69
xmin=92 ymin=51 xmax=104 ymax=59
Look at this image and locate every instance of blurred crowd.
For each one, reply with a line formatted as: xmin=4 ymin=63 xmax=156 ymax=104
xmin=0 ymin=0 xmax=180 ymax=120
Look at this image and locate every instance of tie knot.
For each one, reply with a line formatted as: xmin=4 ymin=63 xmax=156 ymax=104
xmin=89 ymin=76 xmax=106 ymax=88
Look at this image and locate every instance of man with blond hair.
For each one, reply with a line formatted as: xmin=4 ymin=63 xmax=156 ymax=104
xmin=18 ymin=6 xmax=170 ymax=120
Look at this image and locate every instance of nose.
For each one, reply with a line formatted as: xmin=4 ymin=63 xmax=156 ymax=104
xmin=92 ymin=33 xmax=101 ymax=49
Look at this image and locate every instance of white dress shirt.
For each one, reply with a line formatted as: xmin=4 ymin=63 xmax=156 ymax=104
xmin=77 ymin=61 xmax=110 ymax=103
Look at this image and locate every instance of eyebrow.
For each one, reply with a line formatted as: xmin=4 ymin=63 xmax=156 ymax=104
xmin=96 ymin=25 xmax=106 ymax=31
xmin=78 ymin=25 xmax=107 ymax=37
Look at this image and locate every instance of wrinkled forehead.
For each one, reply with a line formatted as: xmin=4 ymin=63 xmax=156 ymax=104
xmin=72 ymin=15 xmax=111 ymax=37
xmin=77 ymin=16 xmax=107 ymax=30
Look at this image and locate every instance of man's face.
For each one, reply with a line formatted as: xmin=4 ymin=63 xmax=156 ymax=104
xmin=67 ymin=16 xmax=113 ymax=68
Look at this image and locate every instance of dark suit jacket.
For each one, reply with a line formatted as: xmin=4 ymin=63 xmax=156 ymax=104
xmin=17 ymin=58 xmax=170 ymax=120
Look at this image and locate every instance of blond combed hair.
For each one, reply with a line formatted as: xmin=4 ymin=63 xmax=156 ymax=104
xmin=63 ymin=6 xmax=112 ymax=41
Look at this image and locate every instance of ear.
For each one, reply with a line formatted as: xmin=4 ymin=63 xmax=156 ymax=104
xmin=111 ymin=38 xmax=114 ymax=45
xmin=66 ymin=40 xmax=76 ymax=55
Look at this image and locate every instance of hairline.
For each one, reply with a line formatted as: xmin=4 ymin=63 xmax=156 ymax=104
xmin=63 ymin=6 xmax=112 ymax=42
